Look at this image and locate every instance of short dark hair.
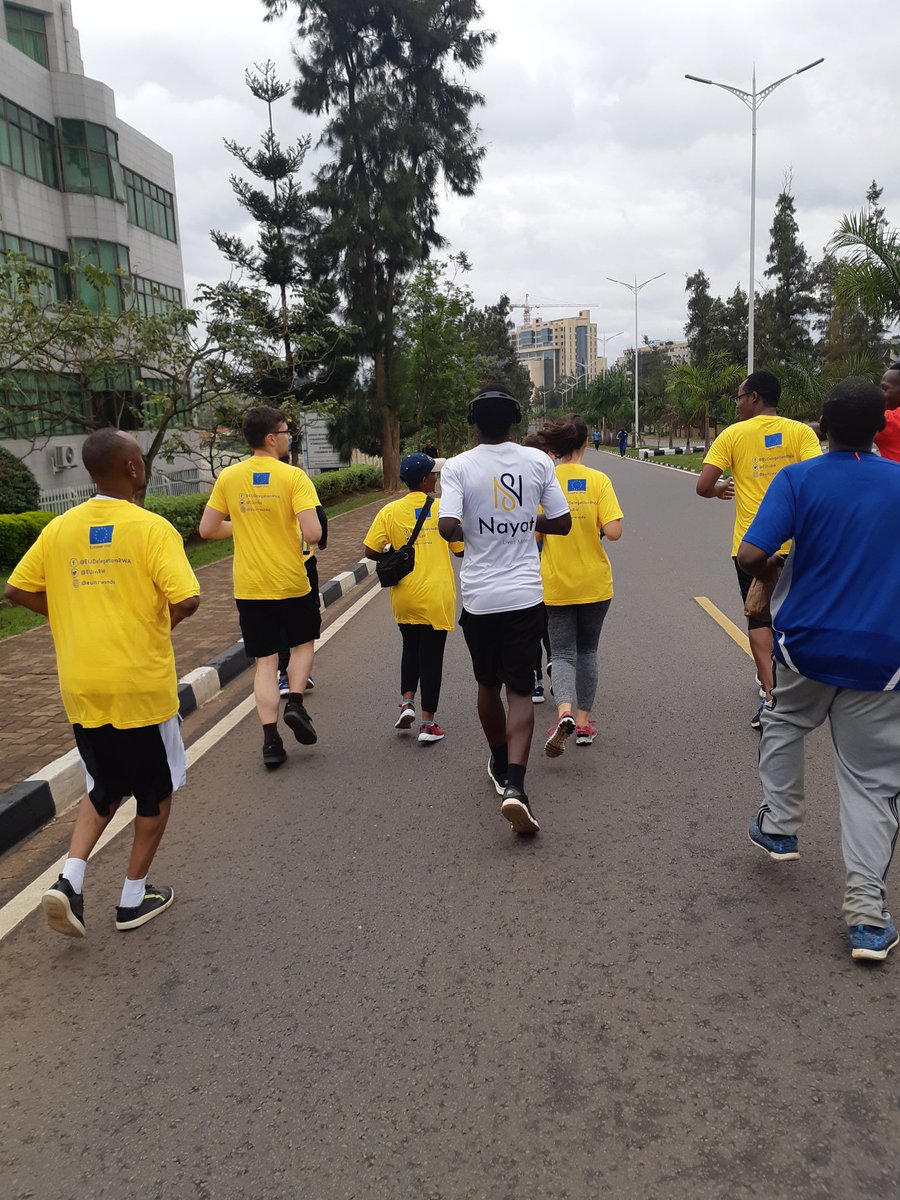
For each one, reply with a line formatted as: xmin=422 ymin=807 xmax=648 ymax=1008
xmin=744 ymin=370 xmax=781 ymax=408
xmin=242 ymin=406 xmax=287 ymax=449
xmin=820 ymin=378 xmax=886 ymax=446
xmin=82 ymin=427 xmax=133 ymax=478
xmin=538 ymin=413 xmax=588 ymax=457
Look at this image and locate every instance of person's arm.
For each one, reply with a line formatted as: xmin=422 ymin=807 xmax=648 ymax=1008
xmin=536 ymin=511 xmax=572 ymax=535
xmin=169 ymin=595 xmax=200 ymax=628
xmin=364 ymin=545 xmax=382 ymax=561
xmin=438 ymin=515 xmax=463 ymax=542
xmin=3 ymin=583 xmax=48 ymax=616
xmin=696 ymin=464 xmax=734 ymax=499
xmin=199 ymin=505 xmax=232 ymax=540
xmin=536 ymin=465 xmax=571 ymax=536
xmin=601 ymin=518 xmax=623 ymax=542
xmin=297 ymin=507 xmax=322 ymax=545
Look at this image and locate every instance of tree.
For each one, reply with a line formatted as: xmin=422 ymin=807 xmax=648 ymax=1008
xmin=665 ymin=352 xmax=743 ymax=451
xmin=831 ymin=210 xmax=900 ymax=325
xmin=684 ymin=269 xmax=725 ymax=364
xmin=756 ymin=185 xmax=814 ymax=367
xmin=779 ymin=349 xmax=885 ymax=422
xmin=261 ymin=0 xmax=495 ymax=489
xmin=719 ymin=285 xmax=749 ymax=369
xmin=464 ymin=294 xmax=532 ymax=405
xmin=0 ymin=445 xmax=40 ymax=513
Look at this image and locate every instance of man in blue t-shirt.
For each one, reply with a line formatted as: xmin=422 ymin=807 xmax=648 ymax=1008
xmin=737 ymin=378 xmax=900 ymax=963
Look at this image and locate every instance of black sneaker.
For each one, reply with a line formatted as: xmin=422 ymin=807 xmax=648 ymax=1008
xmin=283 ymin=697 xmax=317 ymax=745
xmin=41 ymin=876 xmax=85 ymax=938
xmin=263 ymin=733 xmax=287 ymax=768
xmin=487 ymin=755 xmax=507 ymax=797
xmin=116 ymin=883 xmax=174 ymax=931
xmin=751 ymin=701 xmax=764 ymax=731
xmin=500 ymin=786 xmax=540 ymax=834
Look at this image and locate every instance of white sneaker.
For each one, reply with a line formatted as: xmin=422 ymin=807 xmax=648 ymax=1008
xmin=395 ymin=701 xmax=416 ymax=730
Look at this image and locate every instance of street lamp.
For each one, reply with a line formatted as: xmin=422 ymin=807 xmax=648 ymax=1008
xmin=607 ymin=274 xmax=665 ymax=449
xmin=685 ymin=57 xmax=824 ymax=373
xmin=598 ymin=330 xmax=625 ymax=377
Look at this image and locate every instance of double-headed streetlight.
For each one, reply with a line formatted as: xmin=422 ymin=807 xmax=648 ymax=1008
xmin=685 ymin=57 xmax=824 ymax=373
xmin=607 ymin=274 xmax=665 ymax=449
xmin=598 ymin=330 xmax=625 ymax=377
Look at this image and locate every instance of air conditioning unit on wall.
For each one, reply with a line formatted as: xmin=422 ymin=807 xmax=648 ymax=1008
xmin=50 ymin=444 xmax=78 ymax=472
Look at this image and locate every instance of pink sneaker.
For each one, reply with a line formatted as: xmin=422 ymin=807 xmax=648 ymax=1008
xmin=418 ymin=721 xmax=445 ymax=743
xmin=544 ymin=713 xmax=575 ymax=758
xmin=575 ymin=720 xmax=597 ymax=746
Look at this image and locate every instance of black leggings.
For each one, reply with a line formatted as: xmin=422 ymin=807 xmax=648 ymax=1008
xmin=399 ymin=623 xmax=448 ymax=715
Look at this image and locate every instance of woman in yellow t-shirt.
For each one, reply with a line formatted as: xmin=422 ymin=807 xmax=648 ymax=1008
xmin=537 ymin=415 xmax=623 ymax=757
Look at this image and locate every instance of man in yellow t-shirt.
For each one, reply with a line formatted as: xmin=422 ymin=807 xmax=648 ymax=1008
xmin=200 ymin=406 xmax=322 ymax=768
xmin=696 ymin=370 xmax=822 ymax=723
xmin=5 ymin=429 xmax=200 ymax=938
xmin=364 ymin=453 xmax=463 ymax=743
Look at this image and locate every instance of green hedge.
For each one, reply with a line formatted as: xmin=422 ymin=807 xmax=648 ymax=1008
xmin=312 ymin=464 xmax=382 ymax=502
xmin=0 ymin=510 xmax=57 ymax=570
xmin=144 ymin=494 xmax=208 ymax=541
xmin=0 ymin=447 xmax=41 ymax=514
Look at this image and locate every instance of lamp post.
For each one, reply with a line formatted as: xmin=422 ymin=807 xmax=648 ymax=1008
xmin=607 ymin=274 xmax=664 ymax=449
xmin=685 ymin=57 xmax=824 ymax=373
xmin=598 ymin=330 xmax=625 ymax=378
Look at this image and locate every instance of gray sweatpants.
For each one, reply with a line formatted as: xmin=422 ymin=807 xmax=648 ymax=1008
xmin=757 ymin=662 xmax=900 ymax=928
xmin=545 ymin=600 xmax=611 ymax=713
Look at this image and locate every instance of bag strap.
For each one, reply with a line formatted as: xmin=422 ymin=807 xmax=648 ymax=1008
xmin=404 ymin=495 xmax=434 ymax=551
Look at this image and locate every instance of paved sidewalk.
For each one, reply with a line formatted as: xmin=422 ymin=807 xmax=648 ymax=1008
xmin=0 ymin=492 xmax=395 ymax=792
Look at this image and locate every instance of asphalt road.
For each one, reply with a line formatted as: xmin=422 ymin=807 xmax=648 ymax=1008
xmin=2 ymin=450 xmax=898 ymax=1200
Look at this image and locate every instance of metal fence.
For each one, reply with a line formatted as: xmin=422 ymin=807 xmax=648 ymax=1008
xmin=39 ymin=467 xmax=207 ymax=515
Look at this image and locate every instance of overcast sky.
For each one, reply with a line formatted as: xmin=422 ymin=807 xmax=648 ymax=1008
xmin=75 ymin=0 xmax=900 ymax=356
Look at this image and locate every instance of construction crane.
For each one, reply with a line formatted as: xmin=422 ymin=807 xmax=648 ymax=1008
xmin=509 ymin=294 xmax=601 ymax=324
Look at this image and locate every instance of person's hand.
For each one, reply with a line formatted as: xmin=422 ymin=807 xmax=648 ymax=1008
xmin=717 ymin=478 xmax=735 ymax=500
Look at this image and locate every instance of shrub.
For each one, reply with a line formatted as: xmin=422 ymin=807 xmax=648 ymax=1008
xmin=0 ymin=510 xmax=56 ymax=570
xmin=312 ymin=463 xmax=382 ymax=502
xmin=145 ymin=493 xmax=209 ymax=541
xmin=0 ymin=447 xmax=40 ymax=514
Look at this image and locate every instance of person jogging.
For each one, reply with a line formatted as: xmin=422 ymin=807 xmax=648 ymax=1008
xmin=364 ymin=452 xmax=463 ymax=743
xmin=536 ymin=415 xmax=623 ymax=756
xmin=876 ymin=360 xmax=900 ymax=463
xmin=738 ymin=379 xmax=900 ymax=963
xmin=5 ymin=429 xmax=200 ymax=937
xmin=616 ymin=429 xmax=629 ymax=457
xmin=592 ymin=429 xmax=601 ymax=451
xmin=199 ymin=406 xmax=321 ymax=769
xmin=696 ymin=370 xmax=821 ymax=728
xmin=438 ymin=387 xmax=571 ymax=834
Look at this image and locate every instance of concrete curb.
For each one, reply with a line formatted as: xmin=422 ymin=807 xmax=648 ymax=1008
xmin=0 ymin=557 xmax=378 ymax=855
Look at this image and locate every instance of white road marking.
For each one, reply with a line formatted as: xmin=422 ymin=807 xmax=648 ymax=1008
xmin=0 ymin=581 xmax=383 ymax=943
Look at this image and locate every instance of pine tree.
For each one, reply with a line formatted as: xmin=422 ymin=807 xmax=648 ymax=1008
xmin=684 ymin=270 xmax=724 ymax=364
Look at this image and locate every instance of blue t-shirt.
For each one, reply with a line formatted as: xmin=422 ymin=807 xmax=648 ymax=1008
xmin=742 ymin=452 xmax=900 ymax=691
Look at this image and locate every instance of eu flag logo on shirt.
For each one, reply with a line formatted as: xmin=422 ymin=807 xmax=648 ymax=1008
xmin=89 ymin=525 xmax=114 ymax=546
xmin=252 ymin=472 xmax=270 ymax=486
xmin=567 ymin=478 xmax=587 ymax=492
xmin=764 ymin=433 xmax=783 ymax=449
xmin=414 ymin=507 xmax=424 ymax=519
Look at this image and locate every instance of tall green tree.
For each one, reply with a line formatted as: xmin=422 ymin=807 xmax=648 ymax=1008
xmin=261 ymin=0 xmax=494 ymax=489
xmin=756 ymin=186 xmax=814 ymax=367
xmin=464 ymin=294 xmax=532 ymax=405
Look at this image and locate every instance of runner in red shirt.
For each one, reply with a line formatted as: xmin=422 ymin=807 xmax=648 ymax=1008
xmin=876 ymin=362 xmax=900 ymax=463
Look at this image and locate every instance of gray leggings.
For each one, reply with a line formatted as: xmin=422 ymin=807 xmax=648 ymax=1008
xmin=545 ymin=600 xmax=611 ymax=713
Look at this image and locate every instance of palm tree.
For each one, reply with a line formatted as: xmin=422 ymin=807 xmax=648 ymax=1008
xmin=665 ymin=352 xmax=743 ymax=451
xmin=831 ymin=212 xmax=900 ymax=321
xmin=779 ymin=350 xmax=885 ymax=421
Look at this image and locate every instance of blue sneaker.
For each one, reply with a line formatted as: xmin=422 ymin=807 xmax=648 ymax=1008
xmin=278 ymin=674 xmax=290 ymax=696
xmin=748 ymin=818 xmax=799 ymax=861
xmin=849 ymin=922 xmax=899 ymax=961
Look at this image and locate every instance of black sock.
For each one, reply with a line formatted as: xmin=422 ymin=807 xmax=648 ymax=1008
xmin=287 ymin=692 xmax=305 ymax=705
xmin=506 ymin=763 xmax=526 ymax=792
xmin=490 ymin=743 xmax=508 ymax=774
xmin=263 ymin=722 xmax=278 ymax=742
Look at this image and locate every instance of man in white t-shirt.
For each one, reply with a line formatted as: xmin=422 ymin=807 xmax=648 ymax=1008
xmin=439 ymin=387 xmax=571 ymax=834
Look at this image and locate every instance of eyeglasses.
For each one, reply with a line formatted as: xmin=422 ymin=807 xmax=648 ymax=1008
xmin=736 ymin=390 xmax=754 ymax=400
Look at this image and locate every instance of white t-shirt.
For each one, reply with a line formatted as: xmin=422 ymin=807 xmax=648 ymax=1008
xmin=439 ymin=442 xmax=569 ymax=614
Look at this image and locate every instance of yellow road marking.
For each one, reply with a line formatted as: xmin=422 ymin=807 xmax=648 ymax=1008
xmin=693 ymin=596 xmax=752 ymax=659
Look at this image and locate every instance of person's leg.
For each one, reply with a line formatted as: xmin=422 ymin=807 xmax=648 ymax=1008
xmin=399 ymin=623 xmax=420 ymax=702
xmin=546 ymin=606 xmax=577 ymax=717
xmin=748 ymin=626 xmax=775 ymax=699
xmin=828 ymin=687 xmax=900 ymax=932
xmin=254 ymin=652 xmax=280 ymax=725
xmin=573 ymin=600 xmax=611 ymax=725
xmin=755 ymin=665 xmax=833 ymax=842
xmin=477 ymin=683 xmax=507 ymax=747
xmin=505 ymin=689 xmax=535 ymax=779
xmin=125 ymin=797 xmax=171 ymax=880
xmin=418 ymin=626 xmax=448 ymax=722
xmin=286 ymin=642 xmax=315 ymax=693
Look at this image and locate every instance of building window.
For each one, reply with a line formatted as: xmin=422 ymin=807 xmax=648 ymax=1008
xmin=69 ymin=238 xmax=129 ymax=313
xmin=0 ymin=371 xmax=86 ymax=437
xmin=0 ymin=230 xmax=69 ymax=303
xmin=128 ymin=274 xmax=182 ymax=317
xmin=0 ymin=94 xmax=58 ymax=186
xmin=4 ymin=4 xmax=48 ymax=67
xmin=124 ymin=168 xmax=177 ymax=242
xmin=58 ymin=119 xmax=125 ymax=201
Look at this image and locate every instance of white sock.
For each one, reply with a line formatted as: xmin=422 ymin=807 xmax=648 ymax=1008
xmin=119 ymin=876 xmax=147 ymax=908
xmin=62 ymin=857 xmax=87 ymax=894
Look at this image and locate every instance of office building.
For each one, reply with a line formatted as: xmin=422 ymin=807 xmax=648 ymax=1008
xmin=515 ymin=309 xmax=600 ymax=394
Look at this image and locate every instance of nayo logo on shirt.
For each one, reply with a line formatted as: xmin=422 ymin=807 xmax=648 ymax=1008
xmin=567 ymin=478 xmax=587 ymax=492
xmin=89 ymin=525 xmax=114 ymax=546
xmin=479 ymin=473 xmax=534 ymax=536
xmin=252 ymin=472 xmax=271 ymax=486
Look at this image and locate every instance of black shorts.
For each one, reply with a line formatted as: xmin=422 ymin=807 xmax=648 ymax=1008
xmin=733 ymin=557 xmax=772 ymax=631
xmin=74 ymin=717 xmax=185 ymax=818
xmin=237 ymin=593 xmax=320 ymax=658
xmin=460 ymin=602 xmax=546 ymax=696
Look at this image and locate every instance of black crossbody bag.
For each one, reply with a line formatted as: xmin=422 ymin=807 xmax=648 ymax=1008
xmin=375 ymin=496 xmax=434 ymax=588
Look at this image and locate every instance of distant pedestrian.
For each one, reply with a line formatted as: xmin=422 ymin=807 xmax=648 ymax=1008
xmin=616 ymin=429 xmax=628 ymax=457
xmin=439 ymin=387 xmax=571 ymax=834
xmin=738 ymin=379 xmax=900 ymax=962
xmin=364 ymin=453 xmax=463 ymax=743
xmin=537 ymin=415 xmax=623 ymax=756
xmin=592 ymin=430 xmax=601 ymax=451
xmin=876 ymin=361 xmax=900 ymax=463
xmin=5 ymin=429 xmax=200 ymax=937
xmin=199 ymin=406 xmax=322 ymax=769
xmin=696 ymin=371 xmax=821 ymax=728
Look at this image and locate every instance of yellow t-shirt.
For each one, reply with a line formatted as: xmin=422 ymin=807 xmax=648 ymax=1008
xmin=207 ymin=457 xmax=319 ymax=599
xmin=364 ymin=493 xmax=463 ymax=631
xmin=540 ymin=464 xmax=623 ymax=605
xmin=8 ymin=499 xmax=199 ymax=729
xmin=704 ymin=415 xmax=822 ymax=555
